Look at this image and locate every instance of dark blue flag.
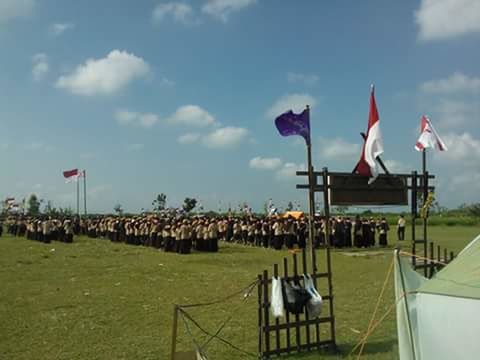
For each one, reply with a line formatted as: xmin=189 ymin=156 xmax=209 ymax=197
xmin=274 ymin=108 xmax=310 ymax=145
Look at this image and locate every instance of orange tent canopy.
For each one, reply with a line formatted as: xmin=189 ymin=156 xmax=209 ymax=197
xmin=281 ymin=211 xmax=304 ymax=220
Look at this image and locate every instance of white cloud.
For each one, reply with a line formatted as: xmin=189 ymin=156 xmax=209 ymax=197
xmin=0 ymin=0 xmax=35 ymax=24
xmin=449 ymin=171 xmax=480 ymax=192
xmin=32 ymin=53 xmax=49 ymax=82
xmin=114 ymin=110 xmax=160 ymax=128
xmin=415 ymin=0 xmax=480 ymax=41
xmin=202 ymin=0 xmax=256 ymax=22
xmin=152 ymin=2 xmax=195 ymax=24
xmin=202 ymin=126 xmax=248 ymax=148
xmin=433 ymin=99 xmax=477 ymax=128
xmin=56 ymin=50 xmax=150 ymax=96
xmin=266 ymin=93 xmax=317 ymax=119
xmin=318 ymin=137 xmax=360 ymax=161
xmin=383 ymin=160 xmax=411 ymax=174
xmin=438 ymin=132 xmax=480 ymax=164
xmin=420 ymin=72 xmax=480 ymax=94
xmin=287 ymin=72 xmax=319 ymax=86
xmin=177 ymin=133 xmax=201 ymax=144
xmin=50 ymin=22 xmax=75 ymax=35
xmin=127 ymin=143 xmax=144 ymax=151
xmin=249 ymin=157 xmax=282 ymax=170
xmin=167 ymin=105 xmax=215 ymax=127
xmin=275 ymin=162 xmax=306 ymax=181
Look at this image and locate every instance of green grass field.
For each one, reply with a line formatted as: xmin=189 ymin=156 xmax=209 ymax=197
xmin=1 ymin=226 xmax=478 ymax=360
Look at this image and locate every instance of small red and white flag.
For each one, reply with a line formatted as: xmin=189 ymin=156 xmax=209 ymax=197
xmin=415 ymin=116 xmax=447 ymax=152
xmin=63 ymin=168 xmax=84 ymax=182
xmin=355 ymin=85 xmax=384 ymax=183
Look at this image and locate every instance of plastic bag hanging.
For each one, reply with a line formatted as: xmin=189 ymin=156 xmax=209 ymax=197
xmin=303 ymin=274 xmax=323 ymax=318
xmin=271 ymin=276 xmax=285 ymax=318
xmin=281 ymin=278 xmax=311 ymax=315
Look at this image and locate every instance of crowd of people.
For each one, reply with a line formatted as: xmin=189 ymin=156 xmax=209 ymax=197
xmin=1 ymin=213 xmax=405 ymax=254
xmin=3 ymin=217 xmax=75 ymax=243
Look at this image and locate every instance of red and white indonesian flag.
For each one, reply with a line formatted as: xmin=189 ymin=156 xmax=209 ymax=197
xmin=355 ymin=85 xmax=384 ymax=183
xmin=415 ymin=115 xmax=447 ymax=152
xmin=63 ymin=168 xmax=83 ymax=182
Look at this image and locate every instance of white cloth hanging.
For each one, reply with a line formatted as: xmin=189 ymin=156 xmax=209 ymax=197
xmin=303 ymin=274 xmax=323 ymax=318
xmin=271 ymin=276 xmax=285 ymax=318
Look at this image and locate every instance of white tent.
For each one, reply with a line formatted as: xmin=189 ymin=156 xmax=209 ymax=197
xmin=394 ymin=234 xmax=480 ymax=360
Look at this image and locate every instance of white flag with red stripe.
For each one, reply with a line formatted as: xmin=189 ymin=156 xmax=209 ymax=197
xmin=355 ymin=85 xmax=384 ymax=183
xmin=415 ymin=116 xmax=447 ymax=152
xmin=63 ymin=168 xmax=84 ymax=182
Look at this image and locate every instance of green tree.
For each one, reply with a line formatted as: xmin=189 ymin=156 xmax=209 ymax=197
xmin=286 ymin=201 xmax=294 ymax=211
xmin=114 ymin=204 xmax=124 ymax=215
xmin=152 ymin=193 xmax=167 ymax=212
xmin=27 ymin=194 xmax=42 ymax=216
xmin=182 ymin=197 xmax=197 ymax=213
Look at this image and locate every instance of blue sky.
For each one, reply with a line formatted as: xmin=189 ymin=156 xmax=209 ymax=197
xmin=1 ymin=0 xmax=479 ymax=213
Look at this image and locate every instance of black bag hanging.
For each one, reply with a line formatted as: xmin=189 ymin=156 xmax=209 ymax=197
xmin=281 ymin=279 xmax=311 ymax=315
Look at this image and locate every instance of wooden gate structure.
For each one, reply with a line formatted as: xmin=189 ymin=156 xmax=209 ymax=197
xmin=257 ymin=247 xmax=335 ymax=359
xmin=257 ymin=166 xmax=446 ymax=359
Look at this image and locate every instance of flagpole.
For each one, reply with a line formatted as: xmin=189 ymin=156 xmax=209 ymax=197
xmin=76 ymin=177 xmax=80 ymax=216
xmin=83 ymin=170 xmax=87 ymax=217
xmin=306 ymin=105 xmax=316 ymax=272
xmin=422 ymin=148 xmax=428 ymax=276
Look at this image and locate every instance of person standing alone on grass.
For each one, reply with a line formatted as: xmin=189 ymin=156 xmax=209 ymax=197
xmin=397 ymin=215 xmax=406 ymax=241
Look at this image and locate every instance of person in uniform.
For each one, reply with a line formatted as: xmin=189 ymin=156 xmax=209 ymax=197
xmin=397 ymin=215 xmax=406 ymax=241
xmin=42 ymin=217 xmax=51 ymax=244
xmin=353 ymin=215 xmax=363 ymax=248
xmin=272 ymin=218 xmax=284 ymax=250
xmin=378 ymin=217 xmax=389 ymax=247
xmin=345 ymin=217 xmax=352 ymax=247
xmin=64 ymin=219 xmax=74 ymax=243
xmin=369 ymin=217 xmax=376 ymax=247
xmin=207 ymin=220 xmax=218 ymax=252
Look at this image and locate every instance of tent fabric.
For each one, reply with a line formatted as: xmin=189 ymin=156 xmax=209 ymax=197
xmin=282 ymin=211 xmax=304 ymax=220
xmin=418 ymin=234 xmax=480 ymax=299
xmin=395 ymin=233 xmax=480 ymax=360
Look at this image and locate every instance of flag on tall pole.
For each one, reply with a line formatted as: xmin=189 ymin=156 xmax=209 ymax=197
xmin=274 ymin=106 xmax=316 ymax=271
xmin=415 ymin=116 xmax=447 ymax=152
xmin=274 ymin=108 xmax=311 ymax=145
xmin=355 ymin=85 xmax=384 ymax=183
xmin=63 ymin=168 xmax=83 ymax=182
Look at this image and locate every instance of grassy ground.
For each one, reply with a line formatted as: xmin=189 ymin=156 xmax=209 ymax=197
xmin=0 ymin=226 xmax=478 ymax=360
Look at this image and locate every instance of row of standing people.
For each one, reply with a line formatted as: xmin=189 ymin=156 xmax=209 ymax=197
xmin=4 ymin=217 xmax=75 ymax=243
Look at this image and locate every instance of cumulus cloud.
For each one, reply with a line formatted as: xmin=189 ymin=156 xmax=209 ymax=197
xmin=438 ymin=132 xmax=480 ymax=164
xmin=32 ymin=53 xmax=49 ymax=82
xmin=202 ymin=126 xmax=248 ymax=148
xmin=287 ymin=72 xmax=319 ymax=86
xmin=177 ymin=133 xmax=201 ymax=144
xmin=420 ymin=72 xmax=480 ymax=94
xmin=202 ymin=0 xmax=256 ymax=22
xmin=167 ymin=105 xmax=215 ymax=127
xmin=433 ymin=99 xmax=478 ymax=129
xmin=318 ymin=137 xmax=360 ymax=161
xmin=266 ymin=93 xmax=317 ymax=119
xmin=152 ymin=2 xmax=195 ymax=24
xmin=50 ymin=22 xmax=75 ymax=35
xmin=56 ymin=50 xmax=150 ymax=96
xmin=275 ymin=162 xmax=306 ymax=181
xmin=0 ymin=0 xmax=35 ymax=24
xmin=249 ymin=157 xmax=282 ymax=170
xmin=415 ymin=0 xmax=480 ymax=41
xmin=115 ymin=110 xmax=159 ymax=128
